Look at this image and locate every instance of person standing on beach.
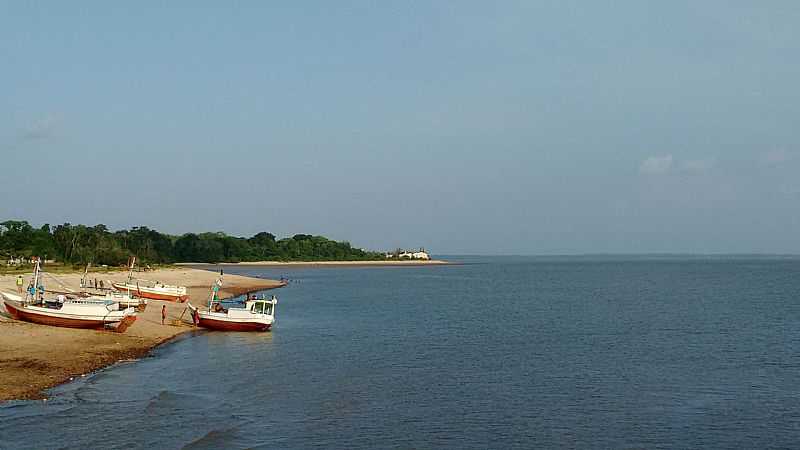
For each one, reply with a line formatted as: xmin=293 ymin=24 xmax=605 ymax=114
xmin=161 ymin=305 xmax=167 ymax=325
xmin=16 ymin=275 xmax=24 ymax=293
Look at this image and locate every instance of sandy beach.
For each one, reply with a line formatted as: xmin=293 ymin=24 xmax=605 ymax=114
xmin=178 ymin=259 xmax=451 ymax=267
xmin=0 ymin=267 xmax=283 ymax=402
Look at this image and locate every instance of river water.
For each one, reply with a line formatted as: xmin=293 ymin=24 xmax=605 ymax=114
xmin=1 ymin=256 xmax=800 ymax=449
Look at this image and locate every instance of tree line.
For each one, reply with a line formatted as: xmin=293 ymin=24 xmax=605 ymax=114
xmin=0 ymin=220 xmax=386 ymax=265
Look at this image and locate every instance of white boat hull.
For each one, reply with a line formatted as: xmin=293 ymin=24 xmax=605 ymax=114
xmin=112 ymin=282 xmax=188 ymax=302
xmin=188 ymin=302 xmax=274 ymax=332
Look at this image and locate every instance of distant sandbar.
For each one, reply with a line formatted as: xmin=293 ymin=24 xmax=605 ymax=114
xmin=178 ymin=260 xmax=451 ymax=268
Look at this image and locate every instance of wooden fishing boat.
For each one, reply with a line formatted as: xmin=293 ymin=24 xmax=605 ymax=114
xmin=112 ymin=281 xmax=188 ymax=302
xmin=90 ymin=291 xmax=148 ymax=311
xmin=112 ymin=256 xmax=188 ymax=302
xmin=187 ymin=277 xmax=276 ymax=332
xmin=78 ymin=263 xmax=147 ymax=311
xmin=1 ymin=259 xmax=137 ymax=332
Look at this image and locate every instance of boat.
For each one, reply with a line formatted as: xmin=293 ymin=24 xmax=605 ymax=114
xmin=112 ymin=257 xmax=188 ymax=302
xmin=1 ymin=258 xmax=137 ymax=332
xmin=87 ymin=290 xmax=148 ymax=311
xmin=187 ymin=277 xmax=276 ymax=332
xmin=112 ymin=280 xmax=187 ymax=302
xmin=79 ymin=263 xmax=148 ymax=311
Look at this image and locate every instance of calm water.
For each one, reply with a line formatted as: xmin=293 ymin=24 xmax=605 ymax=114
xmin=2 ymin=256 xmax=800 ymax=449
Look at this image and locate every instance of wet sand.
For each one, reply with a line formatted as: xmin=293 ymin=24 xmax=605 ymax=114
xmin=0 ymin=267 xmax=283 ymax=402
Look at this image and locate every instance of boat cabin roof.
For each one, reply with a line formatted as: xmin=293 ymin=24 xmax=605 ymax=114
xmin=245 ymin=298 xmax=276 ymax=307
xmin=66 ymin=298 xmax=115 ymax=306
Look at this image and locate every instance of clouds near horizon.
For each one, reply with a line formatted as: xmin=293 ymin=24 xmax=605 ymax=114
xmin=639 ymin=155 xmax=673 ymax=174
xmin=20 ymin=114 xmax=59 ymax=141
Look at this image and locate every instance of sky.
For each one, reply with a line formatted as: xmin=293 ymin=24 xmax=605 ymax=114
xmin=2 ymin=1 xmax=799 ymax=254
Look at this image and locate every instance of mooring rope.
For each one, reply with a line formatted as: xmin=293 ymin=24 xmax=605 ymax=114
xmin=41 ymin=272 xmax=78 ymax=293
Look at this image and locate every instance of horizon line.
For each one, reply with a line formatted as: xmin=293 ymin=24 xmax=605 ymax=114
xmin=438 ymin=252 xmax=800 ymax=257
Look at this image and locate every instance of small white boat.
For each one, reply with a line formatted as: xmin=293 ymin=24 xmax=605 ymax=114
xmin=187 ymin=277 xmax=276 ymax=332
xmin=113 ymin=257 xmax=188 ymax=302
xmin=89 ymin=291 xmax=148 ymax=312
xmin=112 ymin=281 xmax=188 ymax=302
xmin=1 ymin=259 xmax=137 ymax=332
xmin=78 ymin=263 xmax=147 ymax=311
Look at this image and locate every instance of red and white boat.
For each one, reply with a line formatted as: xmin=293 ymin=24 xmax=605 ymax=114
xmin=112 ymin=281 xmax=188 ymax=302
xmin=187 ymin=277 xmax=277 ymax=332
xmin=79 ymin=263 xmax=148 ymax=311
xmin=113 ymin=257 xmax=188 ymax=302
xmin=1 ymin=259 xmax=137 ymax=332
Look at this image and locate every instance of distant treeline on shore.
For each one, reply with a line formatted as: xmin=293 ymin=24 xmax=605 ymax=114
xmin=0 ymin=220 xmax=386 ymax=265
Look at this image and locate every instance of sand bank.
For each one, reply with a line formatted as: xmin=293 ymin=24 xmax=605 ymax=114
xmin=178 ymin=259 xmax=451 ymax=267
xmin=0 ymin=267 xmax=283 ymax=402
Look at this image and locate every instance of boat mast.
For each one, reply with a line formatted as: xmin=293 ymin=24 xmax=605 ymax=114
xmin=80 ymin=262 xmax=91 ymax=288
xmin=126 ymin=256 xmax=136 ymax=284
xmin=30 ymin=257 xmax=41 ymax=305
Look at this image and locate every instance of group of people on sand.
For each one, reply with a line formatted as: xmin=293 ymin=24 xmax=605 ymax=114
xmin=83 ymin=278 xmax=105 ymax=289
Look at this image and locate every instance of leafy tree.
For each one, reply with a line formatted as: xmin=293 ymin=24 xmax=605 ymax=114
xmin=174 ymin=233 xmax=201 ymax=261
xmin=1 ymin=219 xmax=388 ymax=264
xmin=0 ymin=220 xmax=35 ymax=257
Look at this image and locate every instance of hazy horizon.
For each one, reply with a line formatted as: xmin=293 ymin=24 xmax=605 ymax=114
xmin=3 ymin=2 xmax=799 ymax=254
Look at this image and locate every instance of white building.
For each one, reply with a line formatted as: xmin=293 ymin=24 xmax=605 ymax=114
xmin=392 ymin=248 xmax=430 ymax=260
xmin=412 ymin=250 xmax=430 ymax=260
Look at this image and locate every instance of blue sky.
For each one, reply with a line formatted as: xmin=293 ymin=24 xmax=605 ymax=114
xmin=2 ymin=2 xmax=799 ymax=254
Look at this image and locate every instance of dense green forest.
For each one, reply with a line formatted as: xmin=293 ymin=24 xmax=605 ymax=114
xmin=0 ymin=220 xmax=386 ymax=265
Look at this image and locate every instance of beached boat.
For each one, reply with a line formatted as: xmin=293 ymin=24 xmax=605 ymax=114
xmin=79 ymin=263 xmax=148 ymax=311
xmin=112 ymin=281 xmax=187 ymax=302
xmin=88 ymin=291 xmax=148 ymax=311
xmin=112 ymin=257 xmax=188 ymax=302
xmin=188 ymin=296 xmax=277 ymax=332
xmin=1 ymin=259 xmax=137 ymax=332
xmin=188 ymin=277 xmax=276 ymax=331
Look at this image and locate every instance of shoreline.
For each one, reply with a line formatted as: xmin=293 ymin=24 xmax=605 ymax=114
xmin=0 ymin=267 xmax=283 ymax=402
xmin=178 ymin=259 xmax=451 ymax=267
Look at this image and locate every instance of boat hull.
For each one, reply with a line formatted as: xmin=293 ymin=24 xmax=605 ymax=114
xmin=3 ymin=300 xmax=136 ymax=332
xmin=112 ymin=283 xmax=188 ymax=302
xmin=197 ymin=316 xmax=271 ymax=332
